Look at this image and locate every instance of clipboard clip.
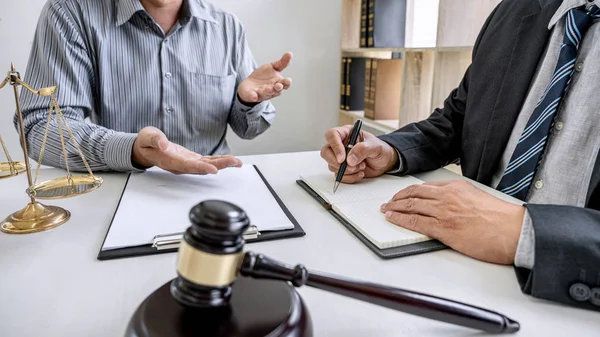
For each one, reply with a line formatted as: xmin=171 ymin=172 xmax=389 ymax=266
xmin=151 ymin=225 xmax=261 ymax=251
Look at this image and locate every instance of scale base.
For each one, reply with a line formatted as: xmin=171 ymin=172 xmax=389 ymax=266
xmin=1 ymin=202 xmax=70 ymax=234
xmin=125 ymin=277 xmax=313 ymax=337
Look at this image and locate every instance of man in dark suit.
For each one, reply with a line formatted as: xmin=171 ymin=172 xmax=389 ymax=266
xmin=321 ymin=0 xmax=600 ymax=311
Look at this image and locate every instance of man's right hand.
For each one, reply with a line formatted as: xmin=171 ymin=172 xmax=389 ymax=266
xmin=320 ymin=125 xmax=399 ymax=184
xmin=132 ymin=127 xmax=242 ymax=174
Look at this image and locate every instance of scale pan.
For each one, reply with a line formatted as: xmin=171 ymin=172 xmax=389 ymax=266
xmin=0 ymin=161 xmax=26 ymax=180
xmin=28 ymin=175 xmax=103 ymax=199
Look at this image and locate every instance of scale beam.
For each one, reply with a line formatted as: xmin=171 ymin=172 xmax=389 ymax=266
xmin=0 ymin=63 xmax=103 ymax=234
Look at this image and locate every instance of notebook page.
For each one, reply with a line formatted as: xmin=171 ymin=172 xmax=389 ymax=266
xmin=300 ymin=172 xmax=425 ymax=204
xmin=333 ymin=197 xmax=431 ymax=249
xmin=102 ymin=165 xmax=294 ymax=250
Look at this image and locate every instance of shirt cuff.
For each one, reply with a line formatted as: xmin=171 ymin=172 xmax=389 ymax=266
xmin=104 ymin=132 xmax=144 ymax=172
xmin=386 ymin=148 xmax=405 ymax=174
xmin=514 ymin=209 xmax=535 ymax=269
xmin=234 ymin=94 xmax=267 ymax=116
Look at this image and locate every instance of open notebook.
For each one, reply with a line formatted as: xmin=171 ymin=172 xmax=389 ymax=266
xmin=297 ymin=173 xmax=446 ymax=259
xmin=97 ymin=165 xmax=304 ymax=260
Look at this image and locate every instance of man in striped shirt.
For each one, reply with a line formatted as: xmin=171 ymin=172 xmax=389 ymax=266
xmin=18 ymin=0 xmax=293 ymax=175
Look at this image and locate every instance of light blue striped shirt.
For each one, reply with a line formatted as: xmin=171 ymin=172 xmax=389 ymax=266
xmin=17 ymin=0 xmax=276 ymax=172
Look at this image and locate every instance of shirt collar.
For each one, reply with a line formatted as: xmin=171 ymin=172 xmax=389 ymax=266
xmin=116 ymin=0 xmax=146 ymax=27
xmin=548 ymin=0 xmax=595 ymax=29
xmin=186 ymin=0 xmax=218 ymax=24
xmin=116 ymin=0 xmax=217 ymax=27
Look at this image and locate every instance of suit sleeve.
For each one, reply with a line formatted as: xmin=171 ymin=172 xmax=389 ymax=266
xmin=514 ymin=205 xmax=600 ymax=311
xmin=378 ymin=4 xmax=500 ymax=174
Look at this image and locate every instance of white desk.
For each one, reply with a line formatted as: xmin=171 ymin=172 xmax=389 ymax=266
xmin=0 ymin=151 xmax=597 ymax=337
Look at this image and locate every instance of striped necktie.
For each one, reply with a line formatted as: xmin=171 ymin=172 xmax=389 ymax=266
xmin=496 ymin=5 xmax=600 ymax=201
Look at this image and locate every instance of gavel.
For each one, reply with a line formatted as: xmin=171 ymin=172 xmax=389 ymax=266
xmin=125 ymin=200 xmax=520 ymax=337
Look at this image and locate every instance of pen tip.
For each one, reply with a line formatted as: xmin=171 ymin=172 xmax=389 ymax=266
xmin=333 ymin=182 xmax=340 ymax=194
xmin=503 ymin=317 xmax=520 ymax=333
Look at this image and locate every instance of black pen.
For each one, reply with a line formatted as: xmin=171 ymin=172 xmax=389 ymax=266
xmin=334 ymin=119 xmax=363 ymax=193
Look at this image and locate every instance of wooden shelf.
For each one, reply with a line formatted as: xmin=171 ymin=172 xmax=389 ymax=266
xmin=338 ymin=0 xmax=498 ymax=133
xmin=342 ymin=46 xmax=472 ymax=53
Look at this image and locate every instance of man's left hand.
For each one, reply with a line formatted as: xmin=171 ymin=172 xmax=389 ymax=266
xmin=380 ymin=180 xmax=526 ymax=265
xmin=238 ymin=52 xmax=293 ymax=104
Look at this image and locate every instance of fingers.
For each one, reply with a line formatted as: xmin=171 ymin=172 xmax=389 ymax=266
xmin=255 ymin=85 xmax=282 ymax=100
xmin=164 ymin=157 xmax=239 ymax=175
xmin=178 ymin=160 xmax=219 ymax=175
xmin=320 ymin=145 xmax=339 ymax=167
xmin=391 ymin=184 xmax=441 ymax=202
xmin=271 ymin=52 xmax=293 ymax=72
xmin=423 ymin=181 xmax=452 ymax=187
xmin=383 ymin=212 xmax=439 ymax=238
xmin=346 ymin=141 xmax=380 ymax=166
xmin=202 ymin=156 xmax=243 ymax=170
xmin=324 ymin=126 xmax=352 ymax=163
xmin=327 ymin=162 xmax=366 ymax=175
xmin=340 ymin=171 xmax=365 ymax=184
xmin=278 ymin=77 xmax=292 ymax=90
xmin=380 ymin=198 xmax=439 ymax=218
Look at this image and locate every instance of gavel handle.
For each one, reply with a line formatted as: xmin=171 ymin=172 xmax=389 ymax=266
xmin=239 ymin=252 xmax=519 ymax=334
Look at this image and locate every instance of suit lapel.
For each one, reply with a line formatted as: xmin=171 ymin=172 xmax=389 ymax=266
xmin=476 ymin=1 xmax=562 ymax=184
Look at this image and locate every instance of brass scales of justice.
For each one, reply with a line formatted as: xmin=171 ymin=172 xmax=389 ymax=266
xmin=0 ymin=63 xmax=103 ymax=234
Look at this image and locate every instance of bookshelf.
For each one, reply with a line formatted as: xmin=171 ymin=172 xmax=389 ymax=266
xmin=338 ymin=0 xmax=500 ymax=135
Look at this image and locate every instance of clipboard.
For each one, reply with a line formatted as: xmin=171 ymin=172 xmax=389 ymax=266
xmin=296 ymin=179 xmax=446 ymax=259
xmin=96 ymin=166 xmax=305 ymax=261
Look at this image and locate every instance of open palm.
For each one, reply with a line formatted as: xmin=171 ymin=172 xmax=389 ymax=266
xmin=237 ymin=52 xmax=293 ymax=103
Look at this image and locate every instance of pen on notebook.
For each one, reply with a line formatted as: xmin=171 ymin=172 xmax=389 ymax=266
xmin=333 ymin=119 xmax=363 ymax=193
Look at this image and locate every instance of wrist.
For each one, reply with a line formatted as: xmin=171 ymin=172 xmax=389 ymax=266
xmin=383 ymin=143 xmax=400 ymax=172
xmin=505 ymin=204 xmax=527 ymax=263
xmin=237 ymin=92 xmax=259 ymax=108
xmin=131 ymin=139 xmax=153 ymax=169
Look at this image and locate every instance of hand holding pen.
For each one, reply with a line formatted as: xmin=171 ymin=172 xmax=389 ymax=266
xmin=320 ymin=120 xmax=400 ymax=190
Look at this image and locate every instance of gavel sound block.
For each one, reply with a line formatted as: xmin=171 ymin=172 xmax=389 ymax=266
xmin=125 ymin=200 xmax=520 ymax=337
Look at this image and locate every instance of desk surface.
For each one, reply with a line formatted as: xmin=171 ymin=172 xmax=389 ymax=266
xmin=0 ymin=151 xmax=598 ymax=337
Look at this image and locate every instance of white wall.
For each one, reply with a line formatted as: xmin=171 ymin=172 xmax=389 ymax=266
xmin=0 ymin=0 xmax=341 ymax=161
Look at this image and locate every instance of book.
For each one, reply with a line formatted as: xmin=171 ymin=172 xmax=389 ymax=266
xmin=345 ymin=57 xmax=367 ymax=111
xmin=369 ymin=0 xmax=408 ymax=48
xmin=360 ymin=0 xmax=368 ymax=48
xmin=340 ymin=58 xmax=347 ymax=110
xmin=367 ymin=0 xmax=374 ymax=47
xmin=298 ymin=172 xmax=434 ymax=250
xmin=365 ymin=58 xmax=377 ymax=118
xmin=366 ymin=58 xmax=403 ymax=120
xmin=363 ymin=59 xmax=373 ymax=118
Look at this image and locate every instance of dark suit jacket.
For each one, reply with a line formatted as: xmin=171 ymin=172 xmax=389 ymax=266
xmin=379 ymin=0 xmax=600 ymax=311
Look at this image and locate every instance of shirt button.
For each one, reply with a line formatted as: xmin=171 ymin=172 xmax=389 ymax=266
xmin=534 ymin=180 xmax=544 ymax=189
xmin=575 ymin=61 xmax=584 ymax=72
xmin=166 ymin=108 xmax=173 ymax=114
xmin=590 ymin=288 xmax=600 ymax=306
xmin=570 ymin=283 xmax=591 ymax=302
xmin=555 ymin=121 xmax=564 ymax=131
xmin=165 ymin=72 xmax=172 ymax=79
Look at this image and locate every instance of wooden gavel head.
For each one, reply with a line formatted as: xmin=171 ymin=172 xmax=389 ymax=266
xmin=170 ymin=200 xmax=251 ymax=309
